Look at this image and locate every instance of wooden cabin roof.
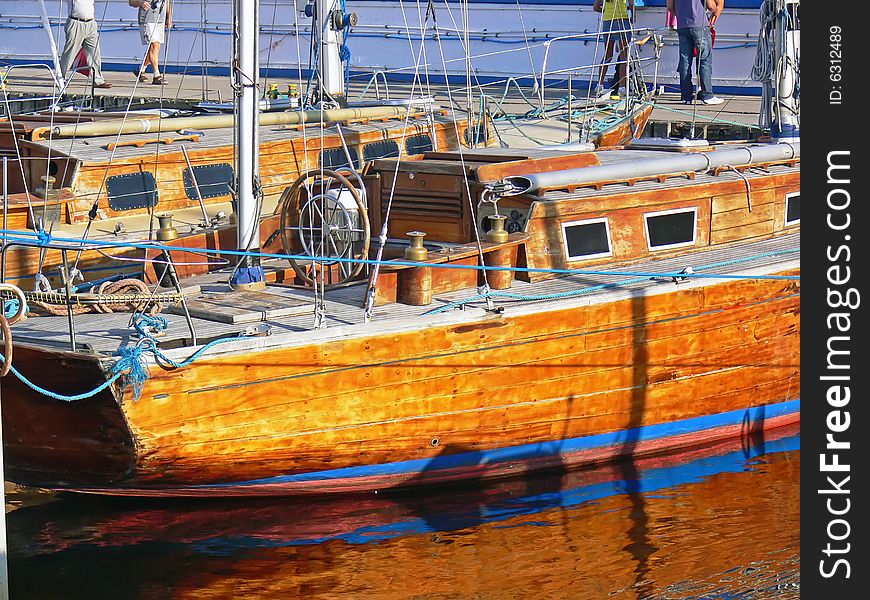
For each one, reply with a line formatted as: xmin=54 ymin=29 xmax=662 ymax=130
xmin=25 ymin=112 xmax=460 ymax=164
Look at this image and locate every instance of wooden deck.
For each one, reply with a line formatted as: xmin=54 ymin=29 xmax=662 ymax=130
xmin=11 ymin=230 xmax=799 ymax=357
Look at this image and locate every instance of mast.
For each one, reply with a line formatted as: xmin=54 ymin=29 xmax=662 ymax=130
xmin=770 ymin=0 xmax=800 ymax=142
xmin=230 ymin=0 xmax=266 ymax=290
xmin=36 ymin=0 xmax=63 ymax=87
xmin=306 ymin=0 xmax=357 ymax=106
xmin=754 ymin=0 xmax=800 ymax=142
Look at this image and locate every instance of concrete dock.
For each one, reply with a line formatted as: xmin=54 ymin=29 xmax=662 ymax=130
xmin=2 ymin=65 xmax=763 ymax=143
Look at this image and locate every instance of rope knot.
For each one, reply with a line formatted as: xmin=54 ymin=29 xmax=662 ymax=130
xmin=113 ymin=339 xmax=156 ymax=400
xmin=132 ymin=312 xmax=170 ymax=339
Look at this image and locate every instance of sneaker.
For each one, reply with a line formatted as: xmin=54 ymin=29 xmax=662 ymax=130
xmin=610 ymin=87 xmax=626 ymax=100
xmin=94 ymin=81 xmax=112 ymax=89
xmin=701 ymin=95 xmax=724 ymax=105
xmin=593 ymin=84 xmax=608 ymax=98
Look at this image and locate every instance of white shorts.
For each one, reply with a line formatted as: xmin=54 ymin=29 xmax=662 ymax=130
xmin=138 ymin=7 xmax=166 ymax=45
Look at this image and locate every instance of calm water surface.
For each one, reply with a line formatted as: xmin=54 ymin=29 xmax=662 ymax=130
xmin=5 ymin=424 xmax=799 ymax=599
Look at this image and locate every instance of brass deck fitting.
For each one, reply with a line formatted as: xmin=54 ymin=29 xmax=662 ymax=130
xmin=486 ymin=214 xmax=509 ymax=243
xmin=156 ymin=214 xmax=179 ymax=241
xmin=35 ymin=175 xmax=59 ymax=201
xmin=404 ymin=231 xmax=428 ymax=261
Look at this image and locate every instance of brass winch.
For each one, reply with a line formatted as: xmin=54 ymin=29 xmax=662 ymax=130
xmin=404 ymin=231 xmax=428 ymax=261
xmin=156 ymin=213 xmax=179 ymax=241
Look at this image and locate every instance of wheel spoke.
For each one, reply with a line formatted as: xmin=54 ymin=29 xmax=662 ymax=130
xmin=327 ymin=234 xmax=343 ymax=259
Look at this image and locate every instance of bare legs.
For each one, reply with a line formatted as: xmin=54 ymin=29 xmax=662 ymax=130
xmin=138 ymin=42 xmax=162 ymax=78
xmin=597 ymin=40 xmax=616 ymax=88
xmin=597 ymin=42 xmax=628 ymax=93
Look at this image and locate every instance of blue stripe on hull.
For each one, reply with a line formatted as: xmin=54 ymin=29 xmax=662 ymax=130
xmin=203 ymin=399 xmax=800 ymax=489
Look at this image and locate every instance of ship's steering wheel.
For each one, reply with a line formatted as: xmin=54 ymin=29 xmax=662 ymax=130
xmin=277 ymin=168 xmax=371 ymax=287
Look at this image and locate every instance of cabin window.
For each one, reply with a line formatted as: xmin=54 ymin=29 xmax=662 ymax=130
xmin=363 ymin=140 xmax=400 ymax=162
xmin=785 ymin=192 xmax=800 ymax=226
xmin=182 ymin=163 xmax=234 ymax=200
xmin=106 ymin=171 xmax=159 ymax=211
xmin=320 ymin=147 xmax=360 ymax=170
xmin=644 ymin=207 xmax=697 ymax=250
xmin=464 ymin=122 xmax=489 ymax=146
xmin=405 ymin=134 xmax=433 ymax=155
xmin=561 ymin=217 xmax=612 ymax=260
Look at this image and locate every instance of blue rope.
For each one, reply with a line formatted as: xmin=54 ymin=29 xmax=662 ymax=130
xmin=1 ymin=334 xmax=245 ymax=403
xmin=340 ymin=0 xmax=352 ymax=93
xmin=0 ymin=228 xmax=800 ymax=282
xmin=3 ymin=297 xmax=27 ymax=319
xmin=132 ymin=313 xmax=169 ymax=339
xmin=1 ymin=352 xmax=127 ymax=402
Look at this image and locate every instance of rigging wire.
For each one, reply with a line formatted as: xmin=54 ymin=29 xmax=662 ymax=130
xmin=363 ymin=0 xmax=439 ymax=321
xmin=429 ymin=0 xmax=494 ymax=309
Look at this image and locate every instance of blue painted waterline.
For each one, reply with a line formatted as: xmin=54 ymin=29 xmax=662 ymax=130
xmin=201 ymin=398 xmax=799 ymax=489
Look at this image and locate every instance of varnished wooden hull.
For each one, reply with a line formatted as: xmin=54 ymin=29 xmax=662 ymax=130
xmin=593 ymin=103 xmax=654 ymax=147
xmin=2 ymin=266 xmax=799 ymax=496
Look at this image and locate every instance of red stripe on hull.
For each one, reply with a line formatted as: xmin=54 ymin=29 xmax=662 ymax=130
xmin=71 ymin=411 xmax=799 ymax=498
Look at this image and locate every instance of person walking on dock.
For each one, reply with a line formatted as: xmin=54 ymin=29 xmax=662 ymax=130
xmin=668 ymin=0 xmax=724 ymax=105
xmin=59 ymin=0 xmax=112 ymax=89
xmin=130 ymin=0 xmax=172 ymax=85
xmin=592 ymin=0 xmax=635 ymax=99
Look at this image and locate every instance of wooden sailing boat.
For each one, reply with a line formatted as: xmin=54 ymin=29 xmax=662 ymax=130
xmin=0 ymin=1 xmax=799 ymax=497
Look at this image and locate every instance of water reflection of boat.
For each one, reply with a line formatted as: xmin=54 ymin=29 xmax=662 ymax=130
xmin=6 ymin=424 xmax=799 ymax=598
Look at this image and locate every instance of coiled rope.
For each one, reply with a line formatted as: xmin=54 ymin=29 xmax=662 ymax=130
xmin=26 ymin=278 xmax=175 ymax=317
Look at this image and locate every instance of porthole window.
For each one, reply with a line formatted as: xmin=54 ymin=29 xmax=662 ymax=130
xmin=785 ymin=192 xmax=799 ymax=226
xmin=561 ymin=217 xmax=612 ymax=260
xmin=405 ymin=134 xmax=433 ymax=155
xmin=363 ymin=140 xmax=400 ymax=162
xmin=644 ymin=207 xmax=697 ymax=250
xmin=182 ymin=163 xmax=234 ymax=200
xmin=106 ymin=171 xmax=158 ymax=211
xmin=320 ymin=147 xmax=360 ymax=170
